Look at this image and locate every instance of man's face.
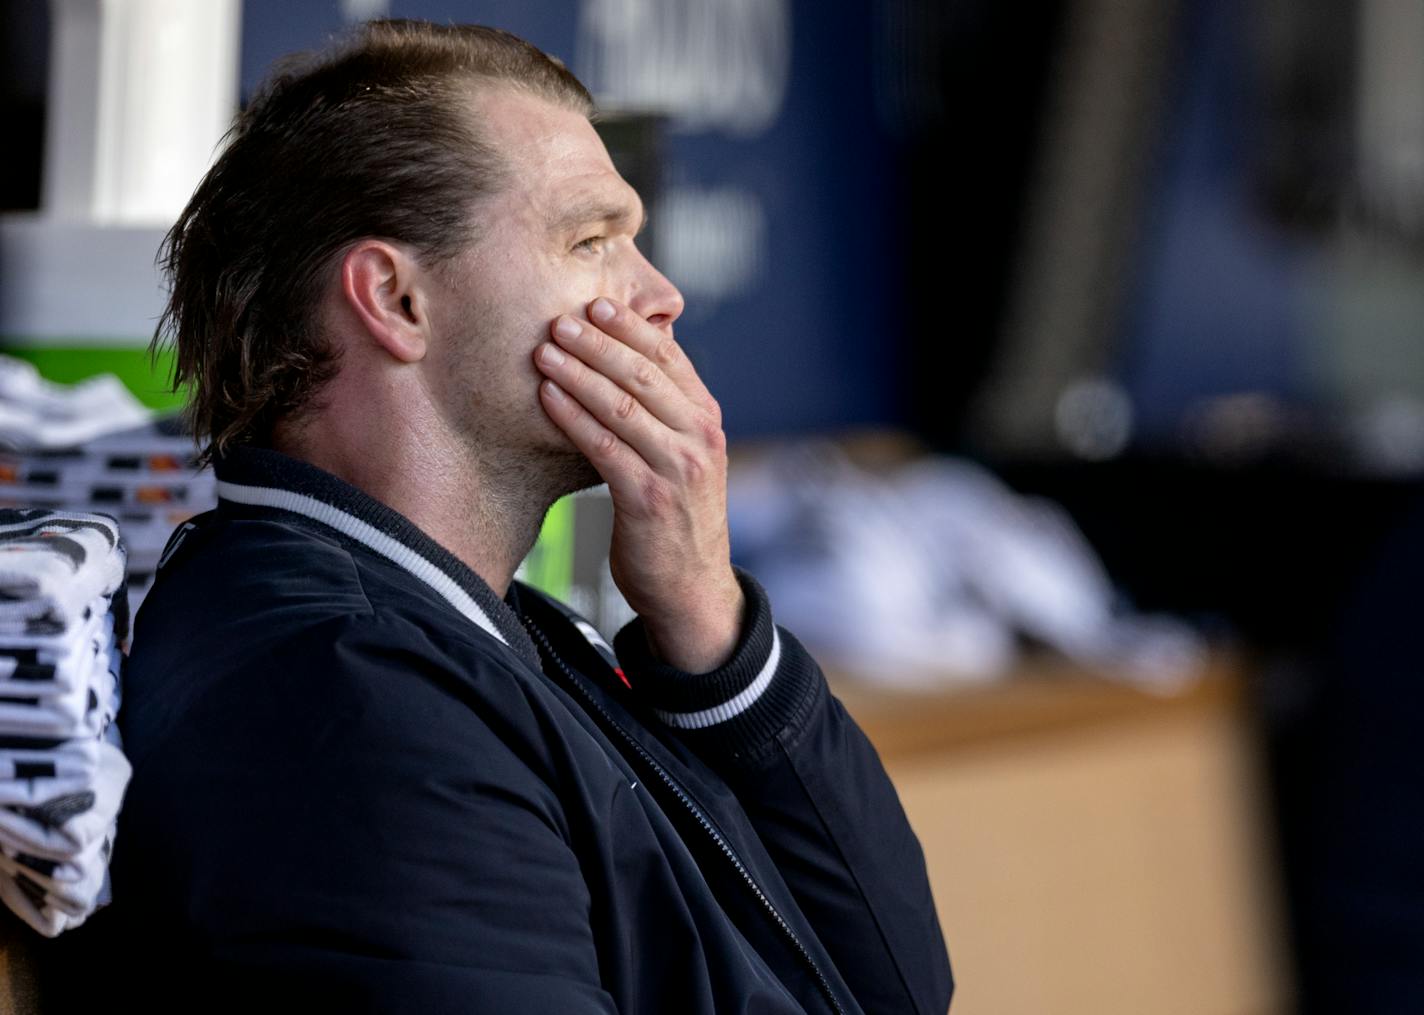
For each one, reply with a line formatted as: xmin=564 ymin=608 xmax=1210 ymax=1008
xmin=422 ymin=85 xmax=684 ymax=493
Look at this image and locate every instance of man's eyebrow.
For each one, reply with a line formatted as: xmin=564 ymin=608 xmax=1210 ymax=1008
xmin=548 ymin=198 xmax=647 ymax=236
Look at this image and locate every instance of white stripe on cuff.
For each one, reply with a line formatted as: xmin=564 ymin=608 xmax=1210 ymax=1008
xmin=654 ymin=627 xmax=781 ymax=730
xmin=216 ymin=480 xmax=508 ymax=647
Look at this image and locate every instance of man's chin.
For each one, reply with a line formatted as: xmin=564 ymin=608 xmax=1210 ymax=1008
xmin=542 ymin=444 xmax=605 ymax=499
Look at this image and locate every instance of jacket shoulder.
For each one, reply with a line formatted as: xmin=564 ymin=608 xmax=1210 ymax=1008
xmin=124 ymin=514 xmax=536 ymax=762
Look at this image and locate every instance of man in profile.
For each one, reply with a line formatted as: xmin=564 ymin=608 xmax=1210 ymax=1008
xmin=114 ymin=20 xmax=952 ymax=1013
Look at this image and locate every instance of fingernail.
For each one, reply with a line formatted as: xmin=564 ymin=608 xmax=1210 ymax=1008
xmin=554 ymin=317 xmax=581 ymax=341
xmin=590 ymin=298 xmax=615 ymax=323
xmin=539 ymin=343 xmax=565 ymax=366
xmin=542 ymin=379 xmax=566 ymax=401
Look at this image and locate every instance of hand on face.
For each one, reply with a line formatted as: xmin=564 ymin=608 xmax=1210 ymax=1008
xmin=534 ymin=297 xmax=743 ymax=673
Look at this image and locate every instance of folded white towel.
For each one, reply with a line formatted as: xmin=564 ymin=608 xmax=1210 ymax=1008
xmin=0 ymin=858 xmax=103 ymax=936
xmin=0 ymin=734 xmax=104 ymax=807
xmin=0 ymin=827 xmax=110 ymax=917
xmin=0 ymin=603 xmax=110 ymax=698
xmin=0 ymin=513 xmax=125 ymax=634
xmin=0 ymin=612 xmax=113 ymax=738
xmin=0 ymin=356 xmax=152 ymax=454
xmin=0 ymin=510 xmax=120 ymax=551
xmin=0 ymin=740 xmax=128 ymax=861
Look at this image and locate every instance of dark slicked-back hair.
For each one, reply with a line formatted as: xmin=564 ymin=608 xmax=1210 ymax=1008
xmin=154 ymin=20 xmax=595 ymax=462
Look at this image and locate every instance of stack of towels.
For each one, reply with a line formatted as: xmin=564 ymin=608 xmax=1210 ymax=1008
xmin=0 ymin=509 xmax=130 ymax=935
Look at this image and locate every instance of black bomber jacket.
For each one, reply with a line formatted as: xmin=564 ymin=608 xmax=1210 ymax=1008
xmin=110 ymin=447 xmax=953 ymax=1013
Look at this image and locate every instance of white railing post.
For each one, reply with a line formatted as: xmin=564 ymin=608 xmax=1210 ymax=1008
xmin=43 ymin=0 xmax=242 ymax=226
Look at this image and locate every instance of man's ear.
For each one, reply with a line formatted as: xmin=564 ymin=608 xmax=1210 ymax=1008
xmin=340 ymin=240 xmax=430 ymax=364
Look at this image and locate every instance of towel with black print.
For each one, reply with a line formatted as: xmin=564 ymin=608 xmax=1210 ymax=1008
xmin=0 ymin=823 xmax=110 ymax=917
xmin=0 ymin=850 xmax=110 ymax=936
xmin=0 ymin=731 xmax=104 ymax=806
xmin=0 ymin=602 xmax=112 ymax=692
xmin=0 ymin=739 xmax=129 ymax=861
xmin=0 ymin=729 xmax=126 ymax=936
xmin=0 ymin=511 xmax=124 ymax=635
xmin=0 ymin=606 xmax=114 ymax=736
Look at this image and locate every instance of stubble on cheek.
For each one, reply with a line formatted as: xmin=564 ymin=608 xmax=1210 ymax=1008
xmin=440 ymin=224 xmax=605 ymax=477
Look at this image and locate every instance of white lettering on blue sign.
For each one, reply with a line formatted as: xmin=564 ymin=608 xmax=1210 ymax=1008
xmin=576 ymin=0 xmax=792 ymax=137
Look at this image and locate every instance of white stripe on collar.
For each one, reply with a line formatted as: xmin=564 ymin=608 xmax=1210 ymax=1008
xmin=653 ymin=627 xmax=781 ymax=730
xmin=216 ymin=480 xmax=508 ymax=647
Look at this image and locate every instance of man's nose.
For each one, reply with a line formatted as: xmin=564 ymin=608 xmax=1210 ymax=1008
xmin=626 ymin=255 xmax=685 ymax=331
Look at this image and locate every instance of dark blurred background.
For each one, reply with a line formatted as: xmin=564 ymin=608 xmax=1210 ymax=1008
xmin=3 ymin=1 xmax=1423 ymax=1012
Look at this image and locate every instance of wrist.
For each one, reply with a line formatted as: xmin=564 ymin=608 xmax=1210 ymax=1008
xmin=640 ymin=576 xmax=745 ymax=673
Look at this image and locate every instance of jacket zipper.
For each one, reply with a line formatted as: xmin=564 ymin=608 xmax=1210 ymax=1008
xmin=522 ymin=617 xmax=847 ymax=1015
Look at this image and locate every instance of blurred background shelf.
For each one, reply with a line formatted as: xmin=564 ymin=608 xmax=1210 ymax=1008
xmin=831 ymin=653 xmax=1243 ymax=757
xmin=833 ymin=656 xmax=1290 ymax=1015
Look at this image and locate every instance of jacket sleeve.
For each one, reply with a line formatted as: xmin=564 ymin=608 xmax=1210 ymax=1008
xmin=114 ymin=612 xmax=619 ymax=1014
xmin=614 ymin=571 xmax=955 ymax=1015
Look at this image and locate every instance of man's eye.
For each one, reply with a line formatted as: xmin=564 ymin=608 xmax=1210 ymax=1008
xmin=573 ymin=235 xmax=605 ymax=254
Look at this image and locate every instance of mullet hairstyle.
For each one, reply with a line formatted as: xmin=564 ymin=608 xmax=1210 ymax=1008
xmin=154 ymin=19 xmax=595 ymax=462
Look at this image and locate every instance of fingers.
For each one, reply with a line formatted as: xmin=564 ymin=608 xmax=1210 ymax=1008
xmin=534 ymin=297 xmax=726 ymax=475
xmin=537 ymin=378 xmax=644 ymax=496
xmin=538 ymin=334 xmax=700 ymax=472
xmin=546 ymin=313 xmax=698 ymax=433
xmin=583 ymin=298 xmax=720 ymax=422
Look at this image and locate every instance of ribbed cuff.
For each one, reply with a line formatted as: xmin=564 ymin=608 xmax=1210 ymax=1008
xmin=613 ymin=569 xmax=822 ymax=768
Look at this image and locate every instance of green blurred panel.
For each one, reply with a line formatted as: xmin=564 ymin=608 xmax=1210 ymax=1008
xmin=521 ymin=495 xmax=575 ymax=600
xmin=0 ymin=343 xmax=187 ymax=411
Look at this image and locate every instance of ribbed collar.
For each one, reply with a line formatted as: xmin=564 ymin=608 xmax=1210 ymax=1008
xmin=212 ymin=446 xmax=541 ymax=670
